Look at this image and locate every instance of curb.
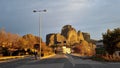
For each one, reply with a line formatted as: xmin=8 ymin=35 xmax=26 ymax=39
xmin=41 ymin=54 xmax=56 ymax=59
xmin=0 ymin=56 xmax=24 ymax=60
xmin=0 ymin=56 xmax=25 ymax=63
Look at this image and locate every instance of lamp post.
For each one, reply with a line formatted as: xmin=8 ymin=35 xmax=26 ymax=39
xmin=33 ymin=9 xmax=47 ymax=59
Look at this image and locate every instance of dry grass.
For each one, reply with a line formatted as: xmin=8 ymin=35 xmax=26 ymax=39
xmin=92 ymin=54 xmax=120 ymax=62
xmin=102 ymin=55 xmax=120 ymax=62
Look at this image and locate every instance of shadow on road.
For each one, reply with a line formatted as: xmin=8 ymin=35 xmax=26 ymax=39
xmin=71 ymin=55 xmax=92 ymax=60
xmin=27 ymin=58 xmax=68 ymax=65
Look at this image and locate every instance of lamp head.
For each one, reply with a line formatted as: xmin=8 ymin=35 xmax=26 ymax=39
xmin=43 ymin=9 xmax=47 ymax=12
xmin=33 ymin=10 xmax=37 ymax=12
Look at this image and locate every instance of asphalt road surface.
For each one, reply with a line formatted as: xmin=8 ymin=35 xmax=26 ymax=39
xmin=0 ymin=54 xmax=120 ymax=68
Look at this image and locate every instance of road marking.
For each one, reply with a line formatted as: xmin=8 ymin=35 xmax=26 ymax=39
xmin=66 ymin=54 xmax=75 ymax=67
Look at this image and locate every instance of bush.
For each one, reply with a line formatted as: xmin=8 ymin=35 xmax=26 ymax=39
xmin=103 ymin=28 xmax=120 ymax=54
xmin=2 ymin=47 xmax=9 ymax=56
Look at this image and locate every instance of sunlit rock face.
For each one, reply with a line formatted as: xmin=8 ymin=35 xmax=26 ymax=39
xmin=67 ymin=30 xmax=78 ymax=45
xmin=54 ymin=33 xmax=66 ymax=45
xmin=82 ymin=32 xmax=91 ymax=42
xmin=61 ymin=25 xmax=76 ymax=39
xmin=61 ymin=25 xmax=84 ymax=45
xmin=46 ymin=25 xmax=90 ymax=46
xmin=46 ymin=25 xmax=96 ymax=56
xmin=46 ymin=33 xmax=66 ymax=46
xmin=46 ymin=33 xmax=55 ymax=46
xmin=77 ymin=30 xmax=84 ymax=41
xmin=61 ymin=25 xmax=78 ymax=45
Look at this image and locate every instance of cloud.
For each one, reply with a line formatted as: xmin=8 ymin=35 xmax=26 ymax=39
xmin=0 ymin=0 xmax=120 ymax=41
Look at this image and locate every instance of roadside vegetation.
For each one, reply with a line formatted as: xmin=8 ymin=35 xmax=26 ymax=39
xmin=93 ymin=28 xmax=120 ymax=62
xmin=0 ymin=28 xmax=53 ymax=57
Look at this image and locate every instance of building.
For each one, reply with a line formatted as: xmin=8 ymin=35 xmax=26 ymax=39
xmin=96 ymin=40 xmax=104 ymax=48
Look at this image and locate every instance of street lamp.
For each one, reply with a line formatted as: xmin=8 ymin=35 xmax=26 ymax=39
xmin=33 ymin=9 xmax=47 ymax=59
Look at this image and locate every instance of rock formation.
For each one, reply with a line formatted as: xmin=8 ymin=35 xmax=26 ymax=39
xmin=46 ymin=33 xmax=55 ymax=46
xmin=46 ymin=25 xmax=96 ymax=56
xmin=61 ymin=25 xmax=78 ymax=45
xmin=46 ymin=33 xmax=66 ymax=46
xmin=46 ymin=25 xmax=90 ymax=46
xmin=77 ymin=30 xmax=84 ymax=42
xmin=82 ymin=32 xmax=91 ymax=42
xmin=54 ymin=33 xmax=66 ymax=45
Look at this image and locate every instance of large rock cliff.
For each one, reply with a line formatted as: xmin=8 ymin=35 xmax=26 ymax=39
xmin=46 ymin=33 xmax=66 ymax=46
xmin=77 ymin=30 xmax=84 ymax=42
xmin=46 ymin=25 xmax=96 ymax=56
xmin=61 ymin=25 xmax=78 ymax=45
xmin=82 ymin=32 xmax=90 ymax=42
xmin=46 ymin=25 xmax=90 ymax=46
xmin=46 ymin=33 xmax=55 ymax=46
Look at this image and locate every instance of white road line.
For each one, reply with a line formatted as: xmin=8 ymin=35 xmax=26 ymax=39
xmin=66 ymin=54 xmax=75 ymax=67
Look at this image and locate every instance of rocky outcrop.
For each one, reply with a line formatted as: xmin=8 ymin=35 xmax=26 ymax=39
xmin=55 ymin=33 xmax=66 ymax=45
xmin=46 ymin=33 xmax=66 ymax=46
xmin=61 ymin=25 xmax=76 ymax=39
xmin=77 ymin=30 xmax=84 ymax=41
xmin=46 ymin=25 xmax=91 ymax=46
xmin=67 ymin=29 xmax=78 ymax=45
xmin=46 ymin=33 xmax=55 ymax=46
xmin=82 ymin=32 xmax=90 ymax=42
xmin=61 ymin=25 xmax=78 ymax=45
xmin=46 ymin=25 xmax=95 ymax=56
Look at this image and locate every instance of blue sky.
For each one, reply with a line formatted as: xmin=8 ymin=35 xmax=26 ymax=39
xmin=0 ymin=0 xmax=120 ymax=41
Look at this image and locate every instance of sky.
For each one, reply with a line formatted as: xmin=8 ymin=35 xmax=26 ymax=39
xmin=0 ymin=0 xmax=120 ymax=42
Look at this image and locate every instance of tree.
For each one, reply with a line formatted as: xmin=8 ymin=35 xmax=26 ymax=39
xmin=73 ymin=40 xmax=96 ymax=56
xmin=22 ymin=34 xmax=41 ymax=49
xmin=0 ymin=28 xmax=53 ymax=56
xmin=103 ymin=28 xmax=120 ymax=54
xmin=0 ymin=28 xmax=21 ymax=56
xmin=0 ymin=28 xmax=7 ymax=47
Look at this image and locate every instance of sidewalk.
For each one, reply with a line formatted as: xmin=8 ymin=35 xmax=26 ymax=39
xmin=71 ymin=53 xmax=92 ymax=59
xmin=0 ymin=54 xmax=56 ymax=63
xmin=0 ymin=56 xmax=25 ymax=63
xmin=41 ymin=54 xmax=56 ymax=59
xmin=70 ymin=53 xmax=103 ymax=64
xmin=71 ymin=53 xmax=82 ymax=57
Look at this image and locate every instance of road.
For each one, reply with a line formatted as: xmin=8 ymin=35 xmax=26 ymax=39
xmin=0 ymin=54 xmax=120 ymax=68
